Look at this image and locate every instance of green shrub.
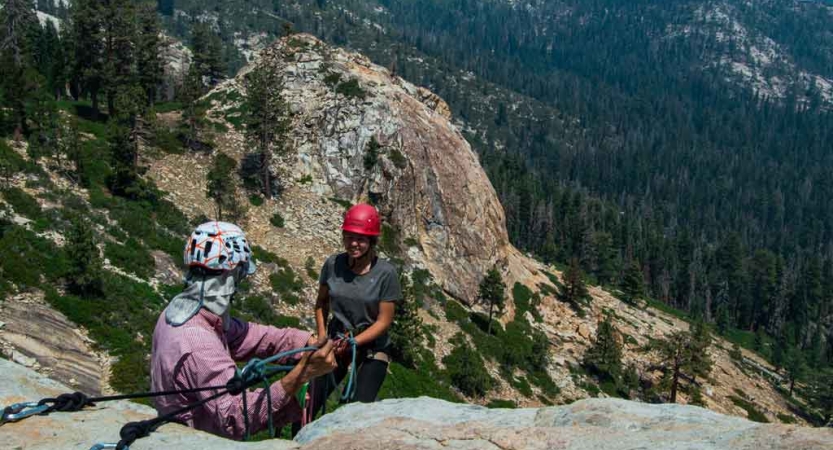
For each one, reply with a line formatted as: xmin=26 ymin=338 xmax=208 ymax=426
xmin=252 ymin=245 xmax=283 ymax=265
xmin=443 ymin=334 xmax=493 ymax=397
xmin=777 ymin=413 xmax=797 ymax=424
xmin=729 ymin=395 xmax=769 ymax=423
xmin=509 ymin=375 xmax=534 ymax=397
xmin=0 ymin=223 xmax=68 ymax=287
xmin=323 ymin=72 xmax=341 ymax=87
xmin=335 ymin=78 xmax=366 ymax=99
xmin=512 ymin=283 xmax=533 ymax=314
xmin=270 ymin=212 xmax=285 ymax=228
xmin=78 ymin=139 xmax=111 ymax=188
xmin=249 ymin=195 xmax=264 ymax=206
xmin=304 ymin=256 xmax=319 ymax=280
xmin=232 ymin=294 xmax=300 ymax=328
xmin=486 ymin=399 xmax=516 ymax=409
xmin=444 ymin=300 xmax=468 ymax=322
xmin=470 ymin=311 xmax=504 ymax=336
xmin=154 ymin=199 xmax=190 ymax=235
xmin=298 ymin=175 xmax=313 ymax=184
xmin=379 ymin=361 xmax=459 ymax=402
xmin=363 ymin=137 xmax=380 ymax=171
xmin=270 ymin=266 xmax=303 ymax=305
xmin=378 ymin=222 xmax=401 ymax=256
xmin=404 ymin=237 xmax=419 ymax=247
xmin=328 ymin=197 xmax=352 ymax=209
xmin=528 ymin=370 xmax=561 ymax=397
xmin=152 ymin=127 xmax=184 ymax=154
xmin=153 ymin=102 xmax=183 ymax=113
xmin=388 ymin=149 xmax=407 ymax=169
xmin=2 ymin=187 xmax=42 ymax=220
xmin=104 ymin=238 xmax=155 ymax=279
xmin=0 ymin=140 xmax=41 ymax=174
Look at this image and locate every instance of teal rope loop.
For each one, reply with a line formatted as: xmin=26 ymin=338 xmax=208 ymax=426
xmin=336 ymin=334 xmax=359 ymax=402
xmin=233 ymin=345 xmax=319 ymax=440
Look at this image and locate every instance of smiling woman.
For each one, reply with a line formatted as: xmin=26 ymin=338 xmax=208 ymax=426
xmin=306 ymin=203 xmax=402 ymax=424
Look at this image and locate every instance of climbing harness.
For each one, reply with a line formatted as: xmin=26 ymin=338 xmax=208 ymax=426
xmin=1 ymin=345 xmax=319 ymax=449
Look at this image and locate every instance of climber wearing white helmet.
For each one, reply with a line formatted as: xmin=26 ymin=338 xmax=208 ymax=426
xmin=150 ymin=221 xmax=337 ymax=440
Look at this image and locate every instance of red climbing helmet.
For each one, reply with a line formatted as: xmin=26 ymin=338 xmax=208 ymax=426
xmin=342 ymin=204 xmax=381 ymax=236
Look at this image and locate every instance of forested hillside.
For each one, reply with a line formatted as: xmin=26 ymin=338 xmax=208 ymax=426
xmin=149 ymin=0 xmax=833 ymax=376
xmin=2 ymin=0 xmax=833 ymax=428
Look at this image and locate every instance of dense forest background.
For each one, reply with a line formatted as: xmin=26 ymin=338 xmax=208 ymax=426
xmin=157 ymin=0 xmax=833 ymax=370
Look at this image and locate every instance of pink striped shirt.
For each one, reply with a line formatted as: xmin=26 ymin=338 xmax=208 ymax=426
xmin=150 ymin=309 xmax=311 ymax=439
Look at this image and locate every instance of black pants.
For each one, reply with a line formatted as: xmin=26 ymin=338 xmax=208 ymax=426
xmin=290 ymin=349 xmax=388 ymax=438
xmin=310 ymin=348 xmax=389 ymax=413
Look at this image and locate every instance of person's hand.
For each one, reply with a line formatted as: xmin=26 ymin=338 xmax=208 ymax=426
xmin=299 ymin=339 xmax=337 ymax=381
xmin=306 ymin=334 xmax=328 ymax=348
xmin=333 ymin=338 xmax=353 ymax=360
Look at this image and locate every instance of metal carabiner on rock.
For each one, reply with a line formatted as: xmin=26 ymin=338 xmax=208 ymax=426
xmin=90 ymin=443 xmax=129 ymax=450
xmin=1 ymin=402 xmax=50 ymax=423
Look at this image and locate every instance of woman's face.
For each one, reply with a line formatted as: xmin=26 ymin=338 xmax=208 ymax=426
xmin=342 ymin=231 xmax=371 ymax=259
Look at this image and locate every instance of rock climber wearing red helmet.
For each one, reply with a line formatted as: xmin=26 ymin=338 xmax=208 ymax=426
xmin=308 ymin=203 xmax=402 ymax=415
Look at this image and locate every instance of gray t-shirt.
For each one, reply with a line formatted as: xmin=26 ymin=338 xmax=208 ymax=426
xmin=319 ymin=253 xmax=402 ymax=350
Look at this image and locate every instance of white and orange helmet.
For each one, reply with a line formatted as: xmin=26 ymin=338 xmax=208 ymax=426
xmin=184 ymin=221 xmax=257 ymax=276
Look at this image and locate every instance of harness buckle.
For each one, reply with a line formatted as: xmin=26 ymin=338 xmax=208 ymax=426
xmin=1 ymin=402 xmax=50 ymax=423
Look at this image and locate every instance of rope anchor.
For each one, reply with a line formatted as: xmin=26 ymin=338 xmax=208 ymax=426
xmin=1 ymin=402 xmax=50 ymax=424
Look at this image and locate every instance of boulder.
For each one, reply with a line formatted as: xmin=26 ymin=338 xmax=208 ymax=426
xmin=2 ymin=359 xmax=831 ymax=450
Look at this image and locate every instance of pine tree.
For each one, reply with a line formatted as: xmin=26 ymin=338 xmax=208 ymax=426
xmin=60 ymin=116 xmax=82 ymax=181
xmin=621 ymin=260 xmax=646 ymax=306
xmin=34 ymin=21 xmax=66 ymax=99
xmin=179 ymin=64 xmax=208 ymax=149
xmin=583 ymin=316 xmax=623 ymax=382
xmin=653 ymin=328 xmax=713 ymax=403
xmin=102 ymin=0 xmax=138 ymax=117
xmin=389 ymin=271 xmax=425 ymax=368
xmin=0 ymin=0 xmax=39 ymax=136
xmin=558 ymin=257 xmax=590 ymax=316
xmin=784 ymin=345 xmax=807 ymax=397
xmin=206 ymin=152 xmax=239 ymax=221
xmin=592 ymin=231 xmax=618 ymax=286
xmin=688 ymin=320 xmax=713 ymax=384
xmin=771 ymin=337 xmax=786 ymax=373
xmin=714 ymin=281 xmax=731 ymax=335
xmin=107 ymin=84 xmax=148 ymax=199
xmin=26 ymin=88 xmax=61 ymax=161
xmin=0 ymin=0 xmax=38 ymax=67
xmin=136 ymin=2 xmax=163 ymax=106
xmin=65 ymin=218 xmax=104 ymax=297
xmin=478 ymin=265 xmax=505 ymax=335
xmin=191 ymin=22 xmax=225 ymax=85
xmin=243 ymin=64 xmax=289 ymax=199
xmin=69 ymin=0 xmax=105 ymax=114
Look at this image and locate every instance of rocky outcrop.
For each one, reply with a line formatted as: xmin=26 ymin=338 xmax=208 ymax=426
xmin=2 ymin=359 xmax=831 ymax=449
xmin=0 ymin=292 xmax=106 ymax=396
xmin=219 ymin=34 xmax=516 ymax=303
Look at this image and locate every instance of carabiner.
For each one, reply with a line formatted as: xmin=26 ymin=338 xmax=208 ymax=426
xmin=1 ymin=402 xmax=50 ymax=423
xmin=90 ymin=444 xmax=128 ymax=450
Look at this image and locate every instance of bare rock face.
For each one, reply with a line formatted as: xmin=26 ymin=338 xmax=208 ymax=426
xmin=231 ymin=34 xmax=512 ymax=303
xmin=297 ymin=397 xmax=833 ymax=450
xmin=0 ymin=292 xmax=105 ymax=396
xmin=2 ymin=360 xmax=831 ymax=450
